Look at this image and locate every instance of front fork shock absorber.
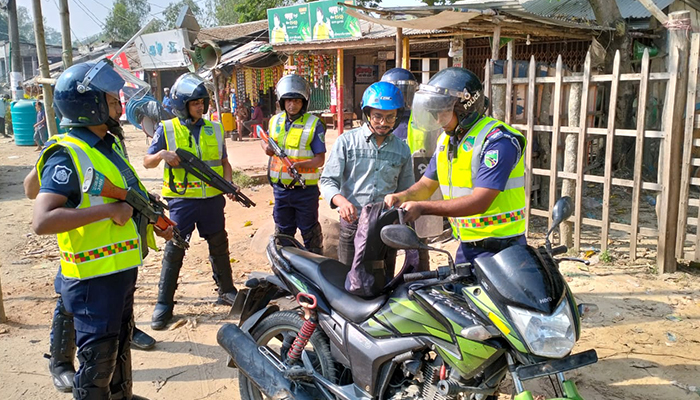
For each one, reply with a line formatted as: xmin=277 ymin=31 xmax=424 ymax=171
xmin=286 ymin=293 xmax=318 ymax=364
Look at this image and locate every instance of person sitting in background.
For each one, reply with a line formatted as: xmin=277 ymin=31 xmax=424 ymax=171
xmin=162 ymin=87 xmax=173 ymax=115
xmin=241 ymin=100 xmax=265 ymax=139
xmin=33 ymin=100 xmax=48 ymax=151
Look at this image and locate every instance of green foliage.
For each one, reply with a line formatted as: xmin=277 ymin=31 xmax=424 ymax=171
xmin=600 ymin=250 xmax=613 ymax=264
xmin=103 ymin=0 xmax=151 ymax=41
xmin=234 ymin=0 xmax=287 ymax=23
xmin=0 ymin=6 xmax=62 ymax=46
xmin=207 ymin=0 xmax=240 ymax=26
xmin=231 ymin=169 xmax=254 ymax=188
xmin=159 ymin=0 xmax=206 ymax=30
xmin=420 ymin=0 xmax=458 ymax=5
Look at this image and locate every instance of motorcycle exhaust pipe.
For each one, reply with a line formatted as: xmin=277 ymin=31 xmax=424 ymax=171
xmin=217 ymin=323 xmax=315 ymax=400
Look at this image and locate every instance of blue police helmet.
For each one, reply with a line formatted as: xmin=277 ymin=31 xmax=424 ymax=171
xmin=170 ymin=73 xmax=211 ymax=120
xmin=54 ymin=62 xmax=124 ymax=127
xmin=381 ymin=68 xmax=418 ymax=109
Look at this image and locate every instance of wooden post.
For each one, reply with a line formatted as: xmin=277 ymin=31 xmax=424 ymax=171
xmin=524 ymin=55 xmax=536 ymax=237
xmin=677 ymin=33 xmax=700 ymax=258
xmin=211 ymin=69 xmax=222 ymax=121
xmin=396 ymin=28 xmax=404 ymax=70
xmin=59 ymin=0 xmax=72 ymax=68
xmin=601 ymin=51 xmax=622 ymax=252
xmin=0 ymin=269 xmax=5 ymax=322
xmin=505 ymin=41 xmax=513 ymax=124
xmin=8 ymin=0 xmax=23 ymax=100
xmin=491 ymin=25 xmax=501 ymax=60
xmin=636 ymin=0 xmax=669 ymax=24
xmin=560 ymin=73 xmax=582 ymax=248
xmin=630 ymin=49 xmax=651 ymax=260
xmin=32 ymin=0 xmax=58 ymax=138
xmin=548 ymin=56 xmax=564 ymax=230
xmin=337 ymin=48 xmax=344 ymax=134
xmin=658 ymin=11 xmax=690 ymax=273
xmin=574 ymin=52 xmax=592 ymax=250
xmin=402 ymin=37 xmax=410 ymax=70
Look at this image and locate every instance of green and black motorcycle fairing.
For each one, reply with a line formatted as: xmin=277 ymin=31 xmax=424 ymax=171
xmin=218 ymin=199 xmax=598 ymax=400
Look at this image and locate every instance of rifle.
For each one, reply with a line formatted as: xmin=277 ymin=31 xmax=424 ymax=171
xmin=82 ymin=167 xmax=189 ymax=249
xmin=256 ymin=125 xmax=306 ymax=189
xmin=172 ymin=148 xmax=256 ymax=208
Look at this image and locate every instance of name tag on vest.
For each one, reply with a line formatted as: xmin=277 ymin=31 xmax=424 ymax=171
xmin=291 ymin=123 xmax=305 ymax=129
xmin=203 ymin=126 xmax=214 ymax=136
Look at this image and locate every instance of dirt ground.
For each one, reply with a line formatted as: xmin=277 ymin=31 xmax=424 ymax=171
xmin=0 ymin=126 xmax=699 ymax=400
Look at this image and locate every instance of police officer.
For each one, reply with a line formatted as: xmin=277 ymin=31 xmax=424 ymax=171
xmin=262 ymin=75 xmax=326 ymax=253
xmin=32 ymin=59 xmax=167 ymax=399
xmin=24 ymin=119 xmax=157 ymax=394
xmin=385 ymin=67 xmax=527 ymax=264
xmin=380 ymin=68 xmax=417 ymax=143
xmin=143 ymin=73 xmax=238 ymax=330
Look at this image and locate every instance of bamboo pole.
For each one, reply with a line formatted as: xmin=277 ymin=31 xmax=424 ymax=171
xmin=630 ymin=49 xmax=651 ymax=260
xmin=574 ymin=52 xmax=592 ymax=251
xmin=59 ymin=0 xmax=72 ymax=68
xmin=32 ymin=0 xmax=58 ymax=138
xmin=337 ymin=48 xmax=344 ymax=135
xmin=524 ymin=55 xmax=536 ymax=237
xmin=402 ymin=37 xmax=410 ymax=70
xmin=601 ymin=51 xmax=621 ymax=252
xmin=396 ymin=28 xmax=404 ymax=71
xmin=548 ymin=55 xmax=563 ymax=231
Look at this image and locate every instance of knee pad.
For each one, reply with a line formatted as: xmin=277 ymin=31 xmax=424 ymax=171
xmin=74 ymin=338 xmax=119 ymax=392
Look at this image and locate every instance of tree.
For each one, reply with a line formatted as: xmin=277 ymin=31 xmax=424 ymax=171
xmin=159 ymin=0 xmax=206 ymax=29
xmin=207 ymin=0 xmax=239 ymax=26
xmin=420 ymin=0 xmax=457 ymax=6
xmin=234 ymin=0 xmax=287 ymax=23
xmin=103 ymin=0 xmax=151 ymax=41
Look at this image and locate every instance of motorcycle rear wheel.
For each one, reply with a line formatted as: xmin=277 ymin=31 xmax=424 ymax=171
xmin=239 ymin=310 xmax=337 ymax=400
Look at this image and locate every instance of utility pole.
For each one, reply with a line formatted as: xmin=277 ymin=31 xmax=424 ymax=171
xmin=7 ymin=0 xmax=23 ymax=100
xmin=31 ymin=0 xmax=58 ymax=137
xmin=59 ymin=0 xmax=72 ymax=68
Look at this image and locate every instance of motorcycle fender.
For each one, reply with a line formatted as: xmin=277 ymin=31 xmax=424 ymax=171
xmin=226 ymin=305 xmax=280 ymax=368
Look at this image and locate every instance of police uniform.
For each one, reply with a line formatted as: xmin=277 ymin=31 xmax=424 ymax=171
xmin=268 ymin=111 xmax=326 ymax=253
xmin=423 ymin=116 xmax=527 ymax=264
xmin=37 ymin=128 xmax=150 ymax=399
xmin=147 ymin=114 xmax=237 ymax=329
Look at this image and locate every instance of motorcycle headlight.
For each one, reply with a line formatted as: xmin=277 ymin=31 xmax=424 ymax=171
xmin=508 ymin=300 xmax=575 ymax=358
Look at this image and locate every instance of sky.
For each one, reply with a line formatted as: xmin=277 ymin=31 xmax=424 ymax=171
xmin=24 ymin=0 xmax=423 ymax=43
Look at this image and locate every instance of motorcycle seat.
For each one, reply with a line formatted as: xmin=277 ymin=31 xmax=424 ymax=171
xmin=280 ymin=247 xmax=388 ymax=323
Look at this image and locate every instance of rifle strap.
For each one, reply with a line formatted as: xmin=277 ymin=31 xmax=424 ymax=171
xmin=168 ymin=166 xmax=189 ymax=196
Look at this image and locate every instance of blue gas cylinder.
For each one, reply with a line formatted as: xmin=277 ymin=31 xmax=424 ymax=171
xmin=11 ymin=100 xmax=37 ymax=146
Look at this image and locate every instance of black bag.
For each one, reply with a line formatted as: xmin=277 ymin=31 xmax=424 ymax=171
xmin=344 ymin=203 xmax=420 ymax=297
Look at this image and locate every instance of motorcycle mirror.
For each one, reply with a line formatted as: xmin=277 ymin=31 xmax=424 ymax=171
xmin=546 ymin=197 xmax=574 ymax=241
xmin=381 ymin=225 xmax=429 ymax=250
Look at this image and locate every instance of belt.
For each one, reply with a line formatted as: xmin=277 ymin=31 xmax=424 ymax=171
xmin=462 ymin=235 xmax=524 ymax=253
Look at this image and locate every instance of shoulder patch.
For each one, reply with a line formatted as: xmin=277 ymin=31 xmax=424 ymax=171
xmin=52 ymin=165 xmax=72 ymax=185
xmin=484 ymin=150 xmax=499 ymax=169
xmin=203 ymin=125 xmax=215 ymax=136
xmin=462 ymin=136 xmax=475 ymax=152
xmin=318 ymin=131 xmax=325 ymax=143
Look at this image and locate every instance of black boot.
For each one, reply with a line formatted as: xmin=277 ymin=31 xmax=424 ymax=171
xmin=151 ymin=241 xmax=185 ymax=330
xmin=110 ymin=319 xmax=149 ymax=400
xmin=206 ymin=230 xmax=237 ymax=305
xmin=301 ymin=222 xmax=324 ymax=255
xmin=46 ymin=300 xmax=76 ymax=393
xmin=72 ymin=338 xmax=118 ymax=400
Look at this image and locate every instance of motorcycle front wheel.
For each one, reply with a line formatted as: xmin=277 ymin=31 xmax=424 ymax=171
xmin=239 ymin=310 xmax=338 ymax=400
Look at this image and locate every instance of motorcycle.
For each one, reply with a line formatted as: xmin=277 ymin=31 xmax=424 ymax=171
xmin=217 ymin=197 xmax=599 ymax=400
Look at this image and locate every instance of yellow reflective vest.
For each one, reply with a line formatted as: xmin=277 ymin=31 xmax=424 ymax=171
xmin=436 ymin=116 xmax=527 ymax=242
xmin=268 ymin=112 xmax=321 ymax=186
xmin=161 ymin=118 xmax=225 ymax=198
xmin=36 ymin=134 xmax=145 ymax=280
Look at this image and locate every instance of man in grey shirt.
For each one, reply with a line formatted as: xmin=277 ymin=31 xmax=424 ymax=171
xmin=320 ymin=82 xmax=414 ymax=265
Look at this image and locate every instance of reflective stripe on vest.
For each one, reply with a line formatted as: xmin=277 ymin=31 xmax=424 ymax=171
xmin=161 ymin=118 xmax=225 ymax=198
xmin=36 ymin=136 xmax=143 ymax=280
xmin=436 ymin=116 xmax=527 ymax=243
xmin=268 ymin=113 xmax=320 ymax=186
xmin=406 ymin=113 xmax=426 ymax=155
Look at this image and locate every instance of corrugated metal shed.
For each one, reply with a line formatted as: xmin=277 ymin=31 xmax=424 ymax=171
xmin=521 ymin=0 xmax=676 ymax=22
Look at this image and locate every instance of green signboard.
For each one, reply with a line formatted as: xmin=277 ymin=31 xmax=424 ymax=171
xmin=268 ymin=4 xmax=311 ymax=43
xmin=268 ymin=0 xmax=361 ymax=43
xmin=309 ymin=0 xmax=361 ymax=40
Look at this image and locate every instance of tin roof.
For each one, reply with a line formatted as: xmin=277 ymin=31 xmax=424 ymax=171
xmin=520 ymin=0 xmax=676 ymax=22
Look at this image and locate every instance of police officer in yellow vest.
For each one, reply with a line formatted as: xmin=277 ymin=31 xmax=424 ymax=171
xmin=385 ymin=67 xmax=527 ymax=265
xmin=144 ymin=73 xmax=238 ymax=330
xmin=262 ymin=74 xmax=326 ymax=253
xmin=32 ymin=60 xmax=170 ymax=399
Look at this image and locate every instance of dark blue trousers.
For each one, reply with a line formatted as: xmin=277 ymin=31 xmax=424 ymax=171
xmin=272 ymin=184 xmax=320 ymax=247
xmin=167 ymin=195 xmax=226 ymax=240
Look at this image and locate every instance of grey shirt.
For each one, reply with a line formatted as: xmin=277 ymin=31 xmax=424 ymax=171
xmin=320 ymin=124 xmax=414 ymax=210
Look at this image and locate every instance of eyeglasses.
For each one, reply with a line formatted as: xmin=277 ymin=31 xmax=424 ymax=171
xmin=370 ymin=114 xmax=397 ymax=124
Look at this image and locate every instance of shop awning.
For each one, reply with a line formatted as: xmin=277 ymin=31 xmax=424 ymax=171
xmin=201 ymin=41 xmax=285 ymax=79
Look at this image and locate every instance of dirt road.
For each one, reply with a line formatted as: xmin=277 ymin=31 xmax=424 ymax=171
xmin=0 ymin=127 xmax=698 ymax=399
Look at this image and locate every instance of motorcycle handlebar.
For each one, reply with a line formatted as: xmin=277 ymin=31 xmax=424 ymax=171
xmin=551 ymin=245 xmax=568 ymax=256
xmin=404 ymin=270 xmax=439 ymax=282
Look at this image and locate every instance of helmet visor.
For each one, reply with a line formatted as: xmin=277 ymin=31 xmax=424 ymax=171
xmin=276 ymin=75 xmax=310 ymax=101
xmin=172 ymin=73 xmax=214 ymax=100
xmin=393 ymin=80 xmax=417 ymax=109
xmin=411 ymin=88 xmax=457 ymax=132
xmin=83 ymin=59 xmax=150 ymax=103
